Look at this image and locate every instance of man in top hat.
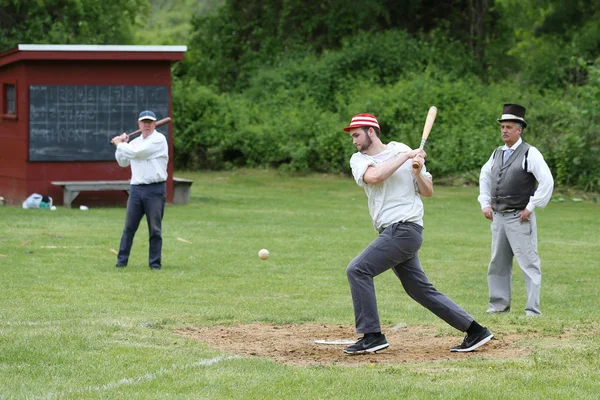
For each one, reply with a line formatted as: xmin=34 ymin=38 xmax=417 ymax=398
xmin=478 ymin=104 xmax=554 ymax=316
xmin=111 ymin=110 xmax=169 ymax=270
xmin=342 ymin=113 xmax=494 ymax=355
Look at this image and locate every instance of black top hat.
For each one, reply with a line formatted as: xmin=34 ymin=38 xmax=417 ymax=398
xmin=497 ymin=103 xmax=527 ymax=128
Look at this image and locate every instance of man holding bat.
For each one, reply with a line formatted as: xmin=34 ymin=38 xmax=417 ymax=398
xmin=478 ymin=104 xmax=554 ymax=316
xmin=111 ymin=110 xmax=169 ymax=270
xmin=342 ymin=113 xmax=493 ymax=355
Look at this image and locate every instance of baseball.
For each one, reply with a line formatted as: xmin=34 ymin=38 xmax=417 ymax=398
xmin=258 ymin=249 xmax=270 ymax=260
xmin=50 ymin=206 xmax=57 ymax=211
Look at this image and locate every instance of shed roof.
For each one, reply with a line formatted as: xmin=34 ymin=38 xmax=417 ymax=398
xmin=0 ymin=44 xmax=187 ymax=68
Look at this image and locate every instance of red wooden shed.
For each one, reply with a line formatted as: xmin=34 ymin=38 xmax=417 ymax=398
xmin=0 ymin=44 xmax=186 ymax=206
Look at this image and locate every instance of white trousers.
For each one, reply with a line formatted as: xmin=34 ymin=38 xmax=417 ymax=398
xmin=487 ymin=211 xmax=542 ymax=315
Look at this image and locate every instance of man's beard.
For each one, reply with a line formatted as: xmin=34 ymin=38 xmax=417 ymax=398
xmin=359 ymin=135 xmax=372 ymax=153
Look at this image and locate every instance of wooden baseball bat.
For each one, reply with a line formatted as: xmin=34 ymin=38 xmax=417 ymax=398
xmin=110 ymin=117 xmax=171 ymax=144
xmin=412 ymin=106 xmax=437 ymax=169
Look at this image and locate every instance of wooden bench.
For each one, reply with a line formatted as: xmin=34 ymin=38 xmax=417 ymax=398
xmin=51 ymin=180 xmax=131 ymax=208
xmin=51 ymin=177 xmax=194 ymax=208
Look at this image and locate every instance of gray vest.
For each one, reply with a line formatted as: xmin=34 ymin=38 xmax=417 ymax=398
xmin=490 ymin=143 xmax=536 ymax=212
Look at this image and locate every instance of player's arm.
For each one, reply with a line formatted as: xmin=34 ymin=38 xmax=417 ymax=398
xmin=114 ymin=134 xmax=131 ymax=168
xmin=363 ymin=148 xmax=424 ymax=184
xmin=412 ymin=155 xmax=433 ymax=197
xmin=116 ymin=134 xmax=164 ymax=160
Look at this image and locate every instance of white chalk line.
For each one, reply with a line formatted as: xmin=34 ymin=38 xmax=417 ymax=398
xmin=0 ymin=319 xmax=135 ymax=328
xmin=42 ymin=355 xmax=237 ymax=399
xmin=0 ymin=316 xmax=169 ymax=328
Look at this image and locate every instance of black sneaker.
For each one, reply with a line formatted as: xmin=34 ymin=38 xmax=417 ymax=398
xmin=343 ymin=334 xmax=389 ymax=355
xmin=451 ymin=328 xmax=494 ymax=352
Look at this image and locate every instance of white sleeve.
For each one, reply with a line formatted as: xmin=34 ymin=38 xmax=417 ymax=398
xmin=389 ymin=141 xmax=412 ymax=155
xmin=419 ymin=163 xmax=431 ymax=177
xmin=477 ymin=152 xmax=495 ymax=209
xmin=115 ymin=145 xmax=130 ymax=167
xmin=525 ymin=147 xmax=554 ymax=211
xmin=115 ymin=132 xmax=166 ymax=161
xmin=350 ymin=153 xmax=374 ymax=188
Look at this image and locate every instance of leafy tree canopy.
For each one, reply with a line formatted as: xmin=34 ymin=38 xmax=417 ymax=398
xmin=134 ymin=0 xmax=222 ymax=45
xmin=0 ymin=0 xmax=150 ymax=52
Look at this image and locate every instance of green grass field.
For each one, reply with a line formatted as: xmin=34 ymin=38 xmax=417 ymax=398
xmin=1 ymin=170 xmax=599 ymax=399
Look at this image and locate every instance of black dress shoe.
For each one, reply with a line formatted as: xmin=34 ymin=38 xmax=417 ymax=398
xmin=150 ymin=265 xmax=162 ymax=270
xmin=116 ymin=263 xmax=127 ymax=268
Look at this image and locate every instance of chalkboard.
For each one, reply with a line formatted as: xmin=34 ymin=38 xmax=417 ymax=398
xmin=29 ymin=85 xmax=169 ymax=161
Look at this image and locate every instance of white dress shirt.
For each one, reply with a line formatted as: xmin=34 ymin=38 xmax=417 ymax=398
xmin=115 ymin=130 xmax=168 ymax=185
xmin=478 ymin=138 xmax=554 ymax=212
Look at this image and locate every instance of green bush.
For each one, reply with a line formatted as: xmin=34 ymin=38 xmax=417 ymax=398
xmin=172 ymin=30 xmax=600 ymax=192
xmin=338 ymin=76 xmax=521 ymax=178
xmin=246 ymin=30 xmax=479 ymax=111
xmin=530 ymin=65 xmax=600 ymax=191
xmin=172 ymin=76 xmax=352 ymax=171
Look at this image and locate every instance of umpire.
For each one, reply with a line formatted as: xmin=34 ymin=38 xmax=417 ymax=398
xmin=478 ymin=104 xmax=554 ymax=316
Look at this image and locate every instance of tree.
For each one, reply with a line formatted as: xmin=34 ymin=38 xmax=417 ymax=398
xmin=184 ymin=0 xmax=500 ymax=91
xmin=134 ymin=0 xmax=222 ymax=45
xmin=0 ymin=0 xmax=150 ymax=53
xmin=495 ymin=0 xmax=600 ymax=87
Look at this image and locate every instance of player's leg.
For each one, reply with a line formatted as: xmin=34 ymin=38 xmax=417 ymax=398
xmin=393 ymin=254 xmax=473 ymax=332
xmin=117 ymin=186 xmax=145 ymax=267
xmin=143 ymin=182 xmax=166 ymax=269
xmin=392 ymin=225 xmax=493 ymax=352
xmin=346 ymin=222 xmax=422 ymax=334
xmin=344 ymin=223 xmax=422 ymax=354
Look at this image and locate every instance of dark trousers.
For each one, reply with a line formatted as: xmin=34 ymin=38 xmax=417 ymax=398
xmin=346 ymin=222 xmax=473 ymax=334
xmin=117 ymin=182 xmax=166 ymax=267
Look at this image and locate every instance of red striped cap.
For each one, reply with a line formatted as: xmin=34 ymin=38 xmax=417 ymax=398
xmin=343 ymin=113 xmax=380 ymax=132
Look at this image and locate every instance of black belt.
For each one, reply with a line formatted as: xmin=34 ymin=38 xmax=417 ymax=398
xmin=132 ymin=181 xmax=166 ymax=186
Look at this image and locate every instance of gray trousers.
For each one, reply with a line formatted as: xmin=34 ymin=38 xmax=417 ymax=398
xmin=488 ymin=211 xmax=541 ymax=315
xmin=346 ymin=222 xmax=473 ymax=334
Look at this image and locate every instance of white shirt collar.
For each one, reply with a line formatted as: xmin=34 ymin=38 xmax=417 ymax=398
xmin=503 ymin=137 xmax=522 ymax=151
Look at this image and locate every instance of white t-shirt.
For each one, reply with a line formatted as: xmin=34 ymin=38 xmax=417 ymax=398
xmin=115 ymin=130 xmax=169 ymax=185
xmin=350 ymin=141 xmax=432 ymax=231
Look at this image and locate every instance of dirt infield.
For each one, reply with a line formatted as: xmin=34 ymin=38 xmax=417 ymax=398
xmin=175 ymin=323 xmax=533 ymax=366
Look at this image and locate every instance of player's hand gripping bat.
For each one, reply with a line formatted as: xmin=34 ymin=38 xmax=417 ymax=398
xmin=412 ymin=107 xmax=437 ymax=169
xmin=110 ymin=117 xmax=171 ymax=145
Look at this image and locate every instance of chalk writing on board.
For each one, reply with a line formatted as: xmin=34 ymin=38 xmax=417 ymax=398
xmin=29 ymin=85 xmax=169 ymax=162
